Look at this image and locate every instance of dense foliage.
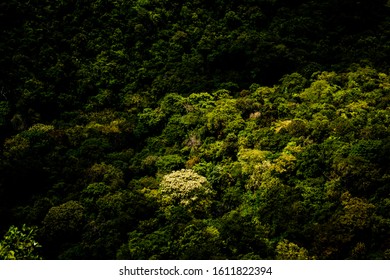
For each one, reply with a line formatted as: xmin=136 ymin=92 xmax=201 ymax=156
xmin=1 ymin=0 xmax=389 ymax=259
xmin=0 ymin=225 xmax=41 ymax=260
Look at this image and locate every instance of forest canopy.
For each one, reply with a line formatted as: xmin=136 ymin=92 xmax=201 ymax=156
xmin=0 ymin=0 xmax=389 ymax=259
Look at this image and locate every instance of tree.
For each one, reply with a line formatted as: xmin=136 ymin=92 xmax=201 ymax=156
xmin=0 ymin=224 xmax=41 ymax=260
xmin=42 ymin=201 xmax=84 ymax=241
xmin=276 ymin=239 xmax=313 ymax=260
xmin=156 ymin=169 xmax=214 ymax=216
xmin=206 ymin=98 xmax=245 ymax=138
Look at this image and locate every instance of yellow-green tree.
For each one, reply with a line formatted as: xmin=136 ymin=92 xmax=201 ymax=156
xmin=0 ymin=225 xmax=41 ymax=260
xmin=156 ymin=169 xmax=214 ymax=216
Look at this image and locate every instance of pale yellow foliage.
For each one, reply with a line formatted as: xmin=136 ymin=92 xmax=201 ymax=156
xmin=158 ymin=169 xmax=214 ymax=212
xmin=249 ymin=111 xmax=261 ymax=119
xmin=274 ymin=120 xmax=293 ymax=133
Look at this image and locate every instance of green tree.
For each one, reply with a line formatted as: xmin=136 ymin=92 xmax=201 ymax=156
xmin=0 ymin=225 xmax=41 ymax=260
xmin=42 ymin=201 xmax=84 ymax=241
xmin=276 ymin=239 xmax=313 ymax=260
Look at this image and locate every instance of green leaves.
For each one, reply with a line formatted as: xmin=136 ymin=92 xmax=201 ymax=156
xmin=1 ymin=0 xmax=390 ymax=261
xmin=276 ymin=239 xmax=312 ymax=260
xmin=42 ymin=201 xmax=84 ymax=240
xmin=0 ymin=225 xmax=41 ymax=260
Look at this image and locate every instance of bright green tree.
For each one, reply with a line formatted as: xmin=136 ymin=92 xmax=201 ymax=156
xmin=0 ymin=225 xmax=41 ymax=260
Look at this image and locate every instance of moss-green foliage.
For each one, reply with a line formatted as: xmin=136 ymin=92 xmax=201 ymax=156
xmin=0 ymin=0 xmax=390 ymax=260
xmin=276 ymin=239 xmax=313 ymax=260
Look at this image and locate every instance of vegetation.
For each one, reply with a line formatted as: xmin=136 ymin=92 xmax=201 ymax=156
xmin=0 ymin=0 xmax=389 ymax=259
xmin=0 ymin=225 xmax=41 ymax=260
